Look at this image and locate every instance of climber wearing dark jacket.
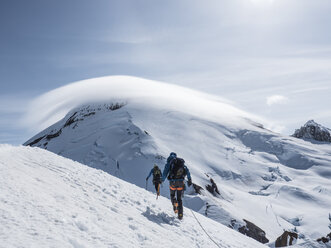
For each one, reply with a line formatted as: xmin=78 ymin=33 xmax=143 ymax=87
xmin=162 ymin=152 xmax=192 ymax=219
xmin=146 ymin=164 xmax=162 ymax=195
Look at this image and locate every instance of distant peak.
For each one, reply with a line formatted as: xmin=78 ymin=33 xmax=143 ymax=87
xmin=293 ymin=120 xmax=331 ymax=143
xmin=305 ymin=119 xmax=316 ymax=124
xmin=305 ymin=120 xmax=319 ymax=126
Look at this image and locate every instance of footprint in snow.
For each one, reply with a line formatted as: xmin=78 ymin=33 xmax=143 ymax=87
xmin=75 ymin=221 xmax=89 ymax=232
xmin=137 ymin=233 xmax=148 ymax=242
xmin=110 ymin=207 xmax=118 ymax=213
xmin=142 ymin=207 xmax=179 ymax=226
xmin=129 ymin=224 xmax=138 ymax=230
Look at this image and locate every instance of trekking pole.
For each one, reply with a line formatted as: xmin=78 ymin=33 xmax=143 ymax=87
xmin=145 ymin=180 xmax=148 ymax=190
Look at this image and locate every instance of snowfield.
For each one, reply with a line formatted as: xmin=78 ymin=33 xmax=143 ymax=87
xmin=21 ymin=76 xmax=331 ymax=247
xmin=0 ymin=144 xmax=267 ymax=248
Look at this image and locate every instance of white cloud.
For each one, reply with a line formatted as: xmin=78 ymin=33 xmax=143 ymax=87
xmin=267 ymin=95 xmax=288 ymax=106
xmin=266 ymin=95 xmax=289 ymax=106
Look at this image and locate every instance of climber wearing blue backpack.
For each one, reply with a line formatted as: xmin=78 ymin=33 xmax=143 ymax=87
xmin=162 ymin=152 xmax=192 ymax=220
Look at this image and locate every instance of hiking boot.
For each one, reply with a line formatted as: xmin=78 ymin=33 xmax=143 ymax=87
xmin=178 ymin=213 xmax=183 ymax=220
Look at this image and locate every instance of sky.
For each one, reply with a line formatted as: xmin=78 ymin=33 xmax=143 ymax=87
xmin=1 ymin=0 xmax=331 ymax=144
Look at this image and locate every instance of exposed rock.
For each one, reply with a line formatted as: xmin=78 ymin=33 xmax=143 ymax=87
xmin=192 ymin=183 xmax=203 ymax=194
xmin=206 ymin=178 xmax=220 ymax=196
xmin=317 ymin=237 xmax=329 ymax=243
xmin=64 ymin=112 xmax=78 ymax=128
xmin=27 ymin=129 xmax=62 ymax=146
xmin=205 ymin=202 xmax=211 ymax=216
xmin=262 ymin=174 xmax=277 ymax=182
xmin=83 ymin=112 xmax=96 ymax=117
xmin=24 ymin=102 xmax=126 ymax=147
xmin=106 ymin=102 xmax=125 ymax=111
xmin=275 ymin=231 xmax=298 ymax=247
xmin=46 ymin=129 xmax=62 ymax=140
xmin=292 ymin=120 xmax=331 ymax=143
xmin=317 ymin=232 xmax=331 ymax=244
xmin=269 ymin=167 xmax=291 ymax=182
xmin=238 ymin=219 xmax=269 ymax=244
xmin=26 ymin=135 xmax=46 ymax=147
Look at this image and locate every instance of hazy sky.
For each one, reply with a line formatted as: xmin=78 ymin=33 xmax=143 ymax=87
xmin=1 ymin=0 xmax=331 ymax=144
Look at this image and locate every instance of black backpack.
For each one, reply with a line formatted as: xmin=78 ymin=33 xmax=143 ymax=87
xmin=153 ymin=167 xmax=161 ymax=181
xmin=169 ymin=158 xmax=186 ymax=180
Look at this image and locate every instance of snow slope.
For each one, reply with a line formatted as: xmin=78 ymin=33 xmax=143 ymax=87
xmin=24 ymin=76 xmax=331 ymax=245
xmin=0 ymin=144 xmax=268 ymax=248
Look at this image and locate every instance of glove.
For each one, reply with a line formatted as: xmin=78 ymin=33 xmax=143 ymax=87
xmin=187 ymin=179 xmax=192 ymax=187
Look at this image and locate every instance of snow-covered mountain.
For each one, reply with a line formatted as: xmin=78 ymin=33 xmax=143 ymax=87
xmin=0 ymin=144 xmax=268 ymax=248
xmin=23 ymin=76 xmax=331 ymax=246
xmin=293 ymin=120 xmax=331 ymax=143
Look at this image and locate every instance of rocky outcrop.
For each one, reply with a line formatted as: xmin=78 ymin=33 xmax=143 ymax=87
xmin=275 ymin=231 xmax=298 ymax=247
xmin=238 ymin=219 xmax=269 ymax=244
xmin=192 ymin=183 xmax=203 ymax=194
xmin=206 ymin=178 xmax=220 ymax=196
xmin=317 ymin=232 xmax=331 ymax=244
xmin=293 ymin=120 xmax=331 ymax=143
xmin=26 ymin=135 xmax=46 ymax=146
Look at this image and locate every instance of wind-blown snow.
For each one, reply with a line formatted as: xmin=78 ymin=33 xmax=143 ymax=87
xmin=0 ymin=144 xmax=268 ymax=248
xmin=22 ymin=75 xmax=266 ymax=132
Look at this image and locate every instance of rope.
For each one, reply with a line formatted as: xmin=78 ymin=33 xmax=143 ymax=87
xmin=184 ymin=197 xmax=222 ymax=248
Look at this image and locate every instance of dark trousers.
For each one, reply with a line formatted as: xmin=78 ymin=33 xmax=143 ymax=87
xmin=170 ymin=181 xmax=184 ymax=215
xmin=154 ymin=182 xmax=160 ymax=192
xmin=153 ymin=179 xmax=161 ymax=192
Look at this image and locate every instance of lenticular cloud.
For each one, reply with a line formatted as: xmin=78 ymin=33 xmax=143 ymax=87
xmin=22 ymin=75 xmax=263 ymax=132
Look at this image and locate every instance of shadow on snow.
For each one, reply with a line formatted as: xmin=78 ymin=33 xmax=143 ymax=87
xmin=142 ymin=207 xmax=180 ymax=226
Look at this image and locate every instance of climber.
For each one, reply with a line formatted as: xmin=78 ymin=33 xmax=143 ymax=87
xmin=162 ymin=152 xmax=192 ymax=220
xmin=146 ymin=164 xmax=162 ymax=196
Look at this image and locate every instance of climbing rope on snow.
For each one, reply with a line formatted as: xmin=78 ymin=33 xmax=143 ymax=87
xmin=183 ymin=197 xmax=222 ymax=248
